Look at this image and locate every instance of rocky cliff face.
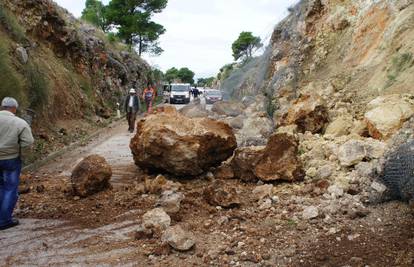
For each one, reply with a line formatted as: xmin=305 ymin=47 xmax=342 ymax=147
xmin=224 ymin=0 xmax=414 ymax=130
xmin=1 ymin=0 xmax=150 ymax=122
xmin=218 ymin=0 xmax=414 ymax=203
xmin=0 ymin=0 xmax=151 ymax=162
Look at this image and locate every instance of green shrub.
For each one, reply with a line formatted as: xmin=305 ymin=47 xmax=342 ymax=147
xmin=106 ymin=32 xmax=119 ymax=44
xmin=385 ymin=52 xmax=414 ymax=89
xmin=0 ymin=4 xmax=26 ymax=43
xmin=25 ymin=63 xmax=49 ymax=110
xmin=0 ymin=41 xmax=26 ymax=105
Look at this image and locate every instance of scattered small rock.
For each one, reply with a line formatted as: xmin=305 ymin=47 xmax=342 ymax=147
xmin=142 ymin=208 xmax=171 ymax=231
xmin=302 ymin=206 xmax=319 ymax=220
xmin=161 ymin=225 xmax=195 ymax=251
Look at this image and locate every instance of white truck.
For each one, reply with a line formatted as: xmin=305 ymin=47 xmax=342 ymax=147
xmin=163 ymin=83 xmax=191 ymax=104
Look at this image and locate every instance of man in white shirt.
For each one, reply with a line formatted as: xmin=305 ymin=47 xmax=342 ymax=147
xmin=0 ymin=97 xmax=34 ymax=230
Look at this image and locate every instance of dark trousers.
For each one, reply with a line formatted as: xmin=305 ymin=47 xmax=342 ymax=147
xmin=127 ymin=111 xmax=137 ymax=131
xmin=0 ymin=157 xmax=21 ymax=226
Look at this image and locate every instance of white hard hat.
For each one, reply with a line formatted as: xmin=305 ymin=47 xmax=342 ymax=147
xmin=1 ymin=97 xmax=19 ymax=108
xmin=129 ymin=88 xmax=136 ymax=93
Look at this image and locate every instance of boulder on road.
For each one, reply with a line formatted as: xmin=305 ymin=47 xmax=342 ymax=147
xmin=71 ymin=155 xmax=112 ymax=197
xmin=212 ymin=101 xmax=245 ymax=117
xmin=232 ymin=146 xmax=265 ymax=182
xmin=254 ymin=133 xmax=305 ymax=182
xmin=280 ymin=95 xmax=329 ymax=134
xmin=130 ymin=112 xmax=237 ymax=176
xmin=161 ymin=225 xmax=195 ymax=251
xmin=364 ymin=94 xmax=414 ymax=139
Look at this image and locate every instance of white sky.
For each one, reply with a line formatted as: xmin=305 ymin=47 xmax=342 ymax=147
xmin=54 ymin=0 xmax=298 ymax=78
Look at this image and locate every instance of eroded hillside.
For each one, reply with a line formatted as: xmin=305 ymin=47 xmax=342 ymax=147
xmin=0 ymin=0 xmax=151 ymax=162
xmin=221 ymin=0 xmax=414 ymax=123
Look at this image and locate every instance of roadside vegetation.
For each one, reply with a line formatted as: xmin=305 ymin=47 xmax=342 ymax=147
xmin=81 ymin=0 xmax=168 ymax=56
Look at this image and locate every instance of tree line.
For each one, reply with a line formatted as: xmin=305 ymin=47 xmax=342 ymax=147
xmin=81 ymin=0 xmax=167 ymax=56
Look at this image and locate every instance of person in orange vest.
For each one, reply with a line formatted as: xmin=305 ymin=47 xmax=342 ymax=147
xmin=142 ymin=83 xmax=156 ymax=113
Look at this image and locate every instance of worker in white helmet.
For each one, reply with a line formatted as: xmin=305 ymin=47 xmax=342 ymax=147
xmin=124 ymin=88 xmax=140 ymax=133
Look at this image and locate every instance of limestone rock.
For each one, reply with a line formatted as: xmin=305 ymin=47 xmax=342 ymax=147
xmin=212 ymin=101 xmax=245 ymax=117
xmin=325 ymin=116 xmax=353 ymax=137
xmin=142 ymin=208 xmax=171 ymax=231
xmin=203 ymin=180 xmax=241 ymax=208
xmin=71 ymin=155 xmax=112 ymax=197
xmin=156 ymin=190 xmax=185 ymax=214
xmin=162 ymin=225 xmax=195 ymax=251
xmin=280 ymin=95 xmax=329 ymax=134
xmin=16 ymin=47 xmax=28 ymax=64
xmin=130 ymin=112 xmax=237 ymax=176
xmin=238 ymin=113 xmax=274 ymax=144
xmin=254 ymin=133 xmax=305 ymax=182
xmin=365 ymin=95 xmax=414 ymax=139
xmin=232 ymin=146 xmax=265 ymax=182
xmin=302 ymin=206 xmax=319 ymax=220
xmin=337 ymin=140 xmax=366 ymax=167
xmin=225 ymin=115 xmax=245 ymax=129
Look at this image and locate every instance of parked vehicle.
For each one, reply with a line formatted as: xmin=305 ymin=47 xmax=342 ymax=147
xmin=169 ymin=83 xmax=191 ymax=104
xmin=205 ymin=90 xmax=223 ymax=104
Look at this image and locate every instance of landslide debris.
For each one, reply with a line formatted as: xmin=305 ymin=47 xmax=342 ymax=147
xmin=130 ymin=108 xmax=237 ymax=176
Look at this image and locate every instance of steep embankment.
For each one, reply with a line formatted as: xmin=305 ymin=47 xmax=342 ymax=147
xmin=0 ymin=0 xmax=151 ymax=162
xmin=222 ymin=0 xmax=414 ymax=122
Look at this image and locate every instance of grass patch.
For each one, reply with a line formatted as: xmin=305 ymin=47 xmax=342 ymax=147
xmin=25 ymin=62 xmax=50 ymax=111
xmin=0 ymin=4 xmax=27 ymax=43
xmin=384 ymin=52 xmax=414 ymax=89
xmin=0 ymin=41 xmax=26 ymax=105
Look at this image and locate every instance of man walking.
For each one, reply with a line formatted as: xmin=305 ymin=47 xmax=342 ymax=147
xmin=0 ymin=97 xmax=34 ymax=231
xmin=124 ymin=88 xmax=140 ymax=133
xmin=142 ymin=83 xmax=156 ymax=114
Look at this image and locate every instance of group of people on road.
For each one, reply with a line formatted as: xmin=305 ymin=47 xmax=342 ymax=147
xmin=124 ymin=83 xmax=156 ymax=133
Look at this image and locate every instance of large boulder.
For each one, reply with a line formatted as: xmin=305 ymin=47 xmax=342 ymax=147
xmin=232 ymin=146 xmax=266 ymax=182
xmin=280 ymin=95 xmax=329 ymax=134
xmin=71 ymin=155 xmax=112 ymax=197
xmin=130 ymin=112 xmax=237 ymax=176
xmin=364 ymin=95 xmax=414 ymax=139
xmin=212 ymin=101 xmax=245 ymax=117
xmin=254 ymin=133 xmax=305 ymax=182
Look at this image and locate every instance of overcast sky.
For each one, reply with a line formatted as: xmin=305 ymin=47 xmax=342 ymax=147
xmin=54 ymin=0 xmax=298 ymax=78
